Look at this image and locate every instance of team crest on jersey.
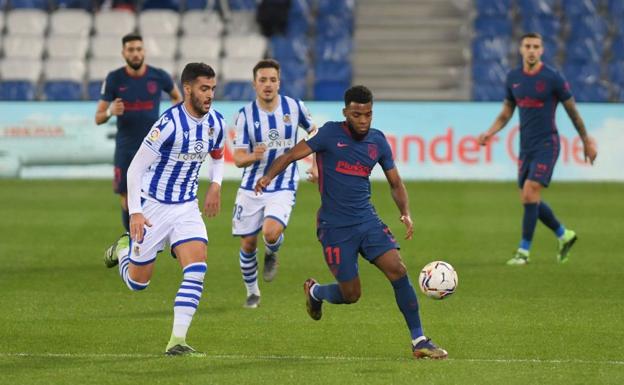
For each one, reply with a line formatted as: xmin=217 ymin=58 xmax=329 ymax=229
xmin=268 ymin=129 xmax=280 ymax=140
xmin=208 ymin=127 xmax=215 ymax=137
xmin=194 ymin=141 xmax=204 ymax=153
xmin=148 ymin=128 xmax=160 ymax=142
xmin=535 ymin=80 xmax=546 ymax=93
xmin=368 ymin=144 xmax=378 ymax=160
xmin=133 ymin=245 xmax=140 ymax=256
xmin=147 ymin=81 xmax=158 ymax=94
xmin=283 ymin=114 xmax=291 ymax=124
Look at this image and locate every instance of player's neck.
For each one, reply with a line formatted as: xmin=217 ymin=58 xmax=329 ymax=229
xmin=183 ymin=102 xmax=207 ymax=120
xmin=523 ymin=61 xmax=543 ymax=75
xmin=256 ymin=96 xmax=279 ymax=113
xmin=125 ymin=64 xmax=147 ymax=78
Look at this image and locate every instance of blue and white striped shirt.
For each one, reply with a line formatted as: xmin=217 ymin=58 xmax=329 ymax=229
xmin=141 ymin=103 xmax=226 ymax=203
xmin=233 ymin=95 xmax=313 ymax=192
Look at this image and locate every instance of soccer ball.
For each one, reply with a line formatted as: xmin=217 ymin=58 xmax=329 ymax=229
xmin=418 ymin=261 xmax=458 ymax=300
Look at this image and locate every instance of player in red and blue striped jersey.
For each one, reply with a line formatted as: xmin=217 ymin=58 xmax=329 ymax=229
xmin=478 ymin=32 xmax=598 ymax=265
xmin=255 ymin=85 xmax=447 ymax=359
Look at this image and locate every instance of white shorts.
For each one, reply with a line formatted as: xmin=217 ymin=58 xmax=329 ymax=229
xmin=129 ymin=198 xmax=208 ymax=265
xmin=232 ymin=189 xmax=296 ymax=237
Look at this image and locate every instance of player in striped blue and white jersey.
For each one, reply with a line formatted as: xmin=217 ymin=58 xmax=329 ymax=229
xmin=232 ymin=59 xmax=316 ymax=308
xmin=103 ymin=63 xmax=224 ymax=356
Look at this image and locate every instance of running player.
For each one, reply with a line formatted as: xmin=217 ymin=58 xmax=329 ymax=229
xmin=478 ymin=32 xmax=598 ymax=265
xmin=255 ymin=85 xmax=447 ymax=359
xmin=232 ymin=59 xmax=315 ymax=308
xmin=104 ymin=63 xmax=224 ymax=355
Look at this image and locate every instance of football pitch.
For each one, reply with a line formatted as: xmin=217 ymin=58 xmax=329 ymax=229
xmin=1 ymin=179 xmax=623 ymax=384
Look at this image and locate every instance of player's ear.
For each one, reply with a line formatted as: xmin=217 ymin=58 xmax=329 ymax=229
xmin=342 ymin=107 xmax=348 ymax=118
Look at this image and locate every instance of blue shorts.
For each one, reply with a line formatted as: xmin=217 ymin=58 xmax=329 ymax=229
xmin=518 ymin=144 xmax=560 ymax=188
xmin=113 ymin=149 xmax=136 ymax=194
xmin=316 ymin=219 xmax=400 ymax=282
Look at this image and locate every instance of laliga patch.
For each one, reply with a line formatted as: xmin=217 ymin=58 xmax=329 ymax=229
xmin=148 ymin=128 xmax=160 ymax=142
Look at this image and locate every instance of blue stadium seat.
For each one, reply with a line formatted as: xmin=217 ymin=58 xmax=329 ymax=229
xmin=43 ymin=81 xmax=83 ymax=100
xmin=10 ymin=0 xmax=49 ymax=9
xmin=472 ymin=36 xmax=511 ymax=61
xmin=141 ymin=0 xmax=180 ymax=10
xmin=570 ymin=82 xmax=609 ymax=102
xmin=567 ymin=15 xmax=608 ymax=41
xmin=222 ymin=81 xmax=255 ymax=100
xmin=609 ymin=0 xmax=624 ymax=15
xmin=472 ymin=61 xmax=508 ymax=85
xmin=540 ymin=36 xmax=559 ymax=64
xmin=270 ymin=35 xmax=310 ymax=63
xmin=0 ymin=81 xmax=37 ymax=100
xmin=472 ymin=84 xmax=506 ymax=101
xmin=316 ymin=15 xmax=352 ymax=38
xmin=475 ymin=0 xmax=511 ymax=16
xmin=87 ymin=80 xmax=102 ymax=101
xmin=521 ymin=15 xmax=560 ymax=37
xmin=184 ymin=0 xmax=207 ymax=10
xmin=318 ymin=0 xmax=353 ymax=17
xmin=313 ymin=80 xmax=349 ymax=101
xmin=611 ymin=36 xmax=624 ymax=61
xmin=315 ymin=60 xmax=351 ymax=83
xmin=285 ymin=0 xmax=312 ymax=37
xmin=517 ymin=0 xmax=557 ymax=15
xmin=474 ymin=16 xmax=512 ymax=37
xmin=562 ymin=0 xmax=599 ymax=18
xmin=54 ymin=0 xmax=94 ymax=10
xmin=565 ymin=37 xmax=603 ymax=63
xmin=228 ymin=0 xmax=257 ymax=10
xmin=563 ymin=62 xmax=601 ymax=85
xmin=315 ymin=35 xmax=352 ymax=62
xmin=608 ymin=61 xmax=624 ymax=85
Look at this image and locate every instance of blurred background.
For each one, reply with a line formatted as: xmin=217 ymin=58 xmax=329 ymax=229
xmin=0 ymin=0 xmax=621 ymax=102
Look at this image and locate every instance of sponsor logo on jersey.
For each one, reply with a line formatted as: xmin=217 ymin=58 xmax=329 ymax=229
xmin=194 ymin=141 xmax=204 ymax=152
xmin=335 ymin=160 xmax=371 ymax=177
xmin=176 ymin=152 xmax=208 ymax=162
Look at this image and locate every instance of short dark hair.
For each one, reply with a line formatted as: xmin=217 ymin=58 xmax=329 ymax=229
xmin=122 ymin=33 xmax=142 ymax=46
xmin=253 ymin=59 xmax=280 ymax=79
xmin=181 ymin=62 xmax=216 ymax=84
xmin=344 ymin=85 xmax=373 ymax=106
xmin=520 ymin=32 xmax=543 ymax=43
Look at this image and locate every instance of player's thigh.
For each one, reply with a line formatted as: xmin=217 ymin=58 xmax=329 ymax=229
xmin=360 ymin=220 xmax=401 ymax=271
xmin=169 ymin=200 xmax=208 ymax=261
xmin=127 ymin=200 xmax=170 ymax=277
xmin=232 ymin=189 xmax=264 ymax=237
xmin=263 ymin=190 xmax=296 ymax=231
xmin=526 ymin=149 xmax=559 ymax=188
xmin=317 ymin=227 xmax=360 ymax=282
xmin=113 ymin=150 xmax=134 ymax=195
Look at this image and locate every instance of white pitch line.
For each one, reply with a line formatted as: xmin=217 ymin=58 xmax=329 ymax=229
xmin=0 ymin=352 xmax=623 ymax=366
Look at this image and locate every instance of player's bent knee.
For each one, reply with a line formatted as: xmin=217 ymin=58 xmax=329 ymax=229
xmin=126 ymin=276 xmax=150 ymax=291
xmin=340 ymin=287 xmax=361 ymax=304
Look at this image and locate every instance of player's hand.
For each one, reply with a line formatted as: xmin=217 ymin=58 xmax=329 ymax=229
xmin=252 ymin=144 xmax=267 ymax=161
xmin=477 ymin=132 xmax=491 ymax=146
xmin=203 ymin=182 xmax=221 ymax=217
xmin=129 ymin=213 xmax=152 ymax=243
xmin=400 ymin=215 xmax=414 ymax=240
xmin=583 ymin=137 xmax=597 ymax=165
xmin=305 ymin=165 xmax=318 ymax=183
xmin=254 ymin=176 xmax=270 ymax=194
xmin=110 ymin=98 xmax=124 ymax=116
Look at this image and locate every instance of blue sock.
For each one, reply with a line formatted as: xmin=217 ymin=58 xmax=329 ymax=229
xmin=538 ymin=201 xmax=565 ymax=237
xmin=121 ymin=208 xmax=130 ymax=232
xmin=312 ymin=283 xmax=346 ymax=304
xmin=391 ymin=275 xmax=423 ymax=340
xmin=520 ymin=203 xmax=539 ymax=251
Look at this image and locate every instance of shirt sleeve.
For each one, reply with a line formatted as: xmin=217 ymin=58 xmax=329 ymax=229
xmin=211 ymin=113 xmax=226 ymax=159
xmin=232 ymin=109 xmax=250 ymax=149
xmin=554 ymin=70 xmax=573 ymax=102
xmin=143 ymin=111 xmax=176 ymax=155
xmin=504 ymin=72 xmax=515 ymax=104
xmin=127 ymin=143 xmax=159 ymax=215
xmin=296 ymin=99 xmax=314 ymax=132
xmin=377 ymin=131 xmax=396 ymax=171
xmin=100 ymin=72 xmax=115 ymax=102
xmin=305 ymin=122 xmax=330 ymax=153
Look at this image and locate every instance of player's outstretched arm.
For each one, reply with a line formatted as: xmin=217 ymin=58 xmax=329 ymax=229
xmin=95 ymin=98 xmax=124 ymax=125
xmin=233 ymin=145 xmax=267 ymax=168
xmin=562 ymin=98 xmax=597 ymax=165
xmin=383 ymin=167 xmax=414 ymax=240
xmin=478 ymin=100 xmax=515 ymax=145
xmin=254 ymin=140 xmax=314 ymax=193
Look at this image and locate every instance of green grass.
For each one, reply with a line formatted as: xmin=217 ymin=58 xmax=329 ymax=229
xmin=0 ymin=180 xmax=623 ymax=384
